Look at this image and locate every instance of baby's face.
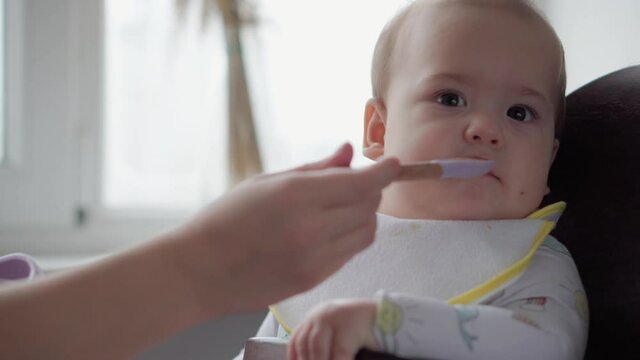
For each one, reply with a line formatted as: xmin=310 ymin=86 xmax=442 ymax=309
xmin=366 ymin=3 xmax=562 ymax=220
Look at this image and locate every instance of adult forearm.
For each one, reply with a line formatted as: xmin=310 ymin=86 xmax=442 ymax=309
xmin=0 ymin=144 xmax=400 ymax=359
xmin=0 ymin=233 xmax=209 ymax=360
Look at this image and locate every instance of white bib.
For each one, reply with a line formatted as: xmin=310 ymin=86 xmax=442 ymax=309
xmin=272 ymin=203 xmax=564 ymax=333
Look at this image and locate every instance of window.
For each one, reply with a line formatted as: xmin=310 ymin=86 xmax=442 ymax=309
xmin=0 ymin=0 xmax=4 ymax=164
xmin=0 ymin=0 xmax=78 ymax=228
xmin=249 ymin=0 xmax=410 ymax=171
xmin=103 ymin=0 xmax=410 ymax=212
xmin=104 ymin=0 xmax=228 ymax=210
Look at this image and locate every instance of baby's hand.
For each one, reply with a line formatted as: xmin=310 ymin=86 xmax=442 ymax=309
xmin=287 ymin=299 xmax=380 ymax=360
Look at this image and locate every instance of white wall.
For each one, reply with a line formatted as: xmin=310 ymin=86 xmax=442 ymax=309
xmin=544 ymin=0 xmax=640 ymax=93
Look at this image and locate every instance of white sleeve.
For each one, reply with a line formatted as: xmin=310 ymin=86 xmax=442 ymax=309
xmin=373 ymin=238 xmax=588 ymax=360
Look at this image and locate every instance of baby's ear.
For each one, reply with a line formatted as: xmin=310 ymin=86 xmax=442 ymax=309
xmin=363 ymin=98 xmax=387 ymax=160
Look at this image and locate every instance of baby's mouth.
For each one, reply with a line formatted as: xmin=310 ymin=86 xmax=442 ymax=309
xmin=486 ymin=171 xmax=502 ymax=183
xmin=453 ymin=156 xmax=500 ymax=181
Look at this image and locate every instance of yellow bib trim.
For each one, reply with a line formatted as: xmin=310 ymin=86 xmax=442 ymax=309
xmin=270 ymin=304 xmax=292 ymax=334
xmin=447 ymin=202 xmax=565 ymax=305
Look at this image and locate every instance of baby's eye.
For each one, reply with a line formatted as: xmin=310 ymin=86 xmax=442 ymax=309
xmin=507 ymin=105 xmax=536 ymax=122
xmin=436 ymin=92 xmax=466 ymax=107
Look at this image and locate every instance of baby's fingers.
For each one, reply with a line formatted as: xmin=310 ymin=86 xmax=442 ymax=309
xmin=330 ymin=336 xmax=361 ymax=360
xmin=307 ymin=323 xmax=331 ymax=360
xmin=288 ymin=324 xmax=309 ymax=360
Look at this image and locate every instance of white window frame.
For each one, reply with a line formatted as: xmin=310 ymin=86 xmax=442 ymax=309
xmin=0 ymin=0 xmax=186 ymax=259
xmin=2 ymin=0 xmax=23 ymax=168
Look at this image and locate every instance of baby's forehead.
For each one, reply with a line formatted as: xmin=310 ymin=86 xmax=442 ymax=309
xmin=398 ymin=0 xmax=557 ymax=46
xmin=406 ymin=0 xmax=545 ymax=21
xmin=392 ymin=1 xmax=564 ymax=87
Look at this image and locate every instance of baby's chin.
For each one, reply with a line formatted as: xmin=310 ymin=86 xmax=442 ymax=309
xmin=378 ymin=198 xmax=530 ymax=221
xmin=380 ymin=183 xmax=542 ymax=220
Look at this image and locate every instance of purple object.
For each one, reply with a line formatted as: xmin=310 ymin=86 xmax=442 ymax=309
xmin=437 ymin=159 xmax=496 ymax=179
xmin=0 ymin=253 xmax=41 ymax=281
xmin=398 ymin=159 xmax=496 ymax=181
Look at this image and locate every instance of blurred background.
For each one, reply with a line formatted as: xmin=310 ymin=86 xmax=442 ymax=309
xmin=0 ymin=0 xmax=638 ymax=358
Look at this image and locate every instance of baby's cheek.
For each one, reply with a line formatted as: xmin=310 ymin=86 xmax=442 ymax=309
xmin=512 ymin=186 xmax=548 ymax=218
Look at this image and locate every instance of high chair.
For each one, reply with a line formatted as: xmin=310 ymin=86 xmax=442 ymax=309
xmin=541 ymin=64 xmax=640 ymax=360
xmin=243 ymin=65 xmax=640 ymax=360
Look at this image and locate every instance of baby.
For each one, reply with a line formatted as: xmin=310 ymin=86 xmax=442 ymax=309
xmin=244 ymin=1 xmax=588 ymax=359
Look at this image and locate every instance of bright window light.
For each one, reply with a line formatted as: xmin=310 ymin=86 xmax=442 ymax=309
xmin=103 ymin=0 xmax=409 ymax=210
xmin=249 ymin=0 xmax=409 ymax=171
xmin=104 ymin=0 xmax=228 ymax=210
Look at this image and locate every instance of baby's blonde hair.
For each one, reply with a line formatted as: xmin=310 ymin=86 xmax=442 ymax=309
xmin=371 ymin=0 xmax=567 ymax=137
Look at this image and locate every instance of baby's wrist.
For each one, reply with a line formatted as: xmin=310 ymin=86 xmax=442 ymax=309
xmin=360 ymin=300 xmax=383 ymax=351
xmin=373 ymin=291 xmax=404 ymax=354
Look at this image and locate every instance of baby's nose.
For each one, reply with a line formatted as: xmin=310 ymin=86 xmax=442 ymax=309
xmin=464 ymin=116 xmax=503 ymax=147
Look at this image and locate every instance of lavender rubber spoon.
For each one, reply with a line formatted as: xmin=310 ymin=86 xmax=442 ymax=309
xmin=398 ymin=159 xmax=496 ymax=181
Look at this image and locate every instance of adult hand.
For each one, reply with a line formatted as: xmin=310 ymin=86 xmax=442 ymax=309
xmin=0 ymin=144 xmax=398 ymax=360
xmin=174 ymin=143 xmax=400 ymax=316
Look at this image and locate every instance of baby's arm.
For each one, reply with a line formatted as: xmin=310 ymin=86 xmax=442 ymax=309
xmin=288 ymin=299 xmax=380 ymax=360
xmin=290 ymin=240 xmax=588 ymax=360
xmin=375 ymin=291 xmax=584 ymax=360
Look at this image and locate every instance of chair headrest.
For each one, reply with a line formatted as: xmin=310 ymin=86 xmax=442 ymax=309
xmin=543 ymin=65 xmax=640 ymax=358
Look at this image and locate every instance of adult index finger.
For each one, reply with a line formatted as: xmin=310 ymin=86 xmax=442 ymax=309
xmin=313 ymin=157 xmax=400 ymax=207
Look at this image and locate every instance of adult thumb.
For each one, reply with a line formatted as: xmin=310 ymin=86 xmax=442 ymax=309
xmin=294 ymin=143 xmax=354 ymax=171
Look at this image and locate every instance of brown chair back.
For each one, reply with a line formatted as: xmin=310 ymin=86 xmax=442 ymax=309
xmin=543 ymin=65 xmax=640 ymax=359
